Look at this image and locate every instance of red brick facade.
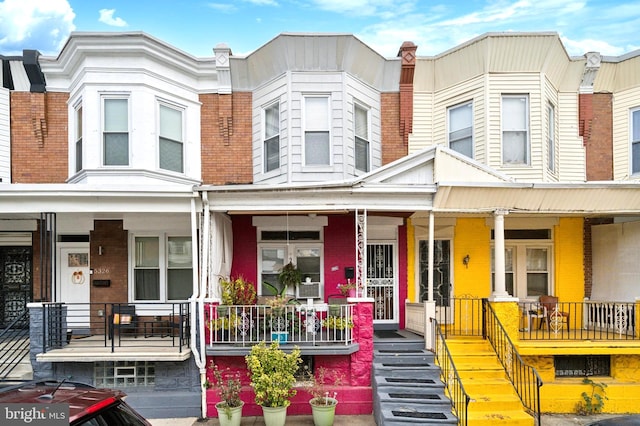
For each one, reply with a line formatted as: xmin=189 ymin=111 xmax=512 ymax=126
xmin=10 ymin=92 xmax=69 ymax=183
xmin=580 ymin=93 xmax=613 ymax=181
xmin=200 ymin=92 xmax=253 ymax=185
xmin=89 ymin=220 xmax=129 ymax=306
xmin=381 ymin=93 xmax=406 ymax=165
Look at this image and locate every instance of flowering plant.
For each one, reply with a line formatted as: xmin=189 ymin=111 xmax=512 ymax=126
xmin=304 ymin=366 xmax=341 ymax=406
xmin=205 ymin=361 xmax=243 ymax=419
xmin=337 ymin=282 xmax=356 ymax=296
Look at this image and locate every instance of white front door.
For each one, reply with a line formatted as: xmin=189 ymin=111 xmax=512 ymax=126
xmin=58 ymin=244 xmax=90 ymax=329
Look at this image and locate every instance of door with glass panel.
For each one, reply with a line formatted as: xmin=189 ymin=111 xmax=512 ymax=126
xmin=367 ymin=243 xmax=397 ymax=324
xmin=419 ymin=240 xmax=451 ymax=321
xmin=492 ymin=245 xmax=550 ymax=298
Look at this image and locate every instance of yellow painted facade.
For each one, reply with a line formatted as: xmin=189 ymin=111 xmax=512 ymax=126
xmin=453 ymin=218 xmax=492 ymax=298
xmin=409 ymin=215 xmax=640 ymax=415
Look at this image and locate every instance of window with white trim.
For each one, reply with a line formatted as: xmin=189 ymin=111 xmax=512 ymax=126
xmin=75 ymin=104 xmax=83 ymax=173
xmin=264 ymin=102 xmax=280 ymax=172
xmin=502 ymin=95 xmax=529 ymax=165
xmin=103 ymin=97 xmax=129 ymax=166
xmin=547 ymin=103 xmax=556 ymax=172
xmin=133 ymin=235 xmax=192 ymax=301
xmin=632 ymin=108 xmax=640 ymax=174
xmin=304 ymin=96 xmax=330 ymax=165
xmin=448 ymin=101 xmax=473 ymax=158
xmin=258 ymin=230 xmax=323 ymax=296
xmin=491 ymin=230 xmax=552 ymax=298
xmin=354 ymin=103 xmax=370 ymax=172
xmin=159 ymin=104 xmax=184 ymax=173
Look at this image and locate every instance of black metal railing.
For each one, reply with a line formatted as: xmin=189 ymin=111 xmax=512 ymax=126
xmin=519 ymin=300 xmax=638 ymax=340
xmin=485 ymin=301 xmax=542 ymax=425
xmin=41 ymin=302 xmax=190 ymax=353
xmin=0 ymin=310 xmax=30 ymax=382
xmin=435 ymin=297 xmax=485 ymax=338
xmin=433 ymin=318 xmax=471 ymax=426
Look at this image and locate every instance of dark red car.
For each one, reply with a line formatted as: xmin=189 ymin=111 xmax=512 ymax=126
xmin=0 ymin=379 xmax=151 ymax=426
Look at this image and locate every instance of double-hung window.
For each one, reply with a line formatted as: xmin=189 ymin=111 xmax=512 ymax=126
xmin=448 ymin=101 xmax=473 ymax=158
xmin=103 ymin=98 xmax=129 ymax=166
xmin=258 ymin=230 xmax=323 ymax=296
xmin=75 ymin=105 xmax=83 ymax=173
xmin=502 ymin=95 xmax=529 ymax=165
xmin=264 ymin=102 xmax=280 ymax=173
xmin=547 ymin=103 xmax=556 ymax=172
xmin=304 ymin=96 xmax=330 ymax=166
xmin=159 ymin=104 xmax=184 ymax=173
xmin=354 ymin=103 xmax=370 ymax=172
xmin=134 ymin=235 xmax=192 ymax=301
xmin=632 ymin=108 xmax=640 ymax=174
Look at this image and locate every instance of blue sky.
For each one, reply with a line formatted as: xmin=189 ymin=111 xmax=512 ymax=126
xmin=1 ymin=0 xmax=639 ymax=58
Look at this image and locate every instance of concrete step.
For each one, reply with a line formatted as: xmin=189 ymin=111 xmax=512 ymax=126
xmin=376 ymin=386 xmax=451 ymax=405
xmin=373 ymin=350 xmax=435 ymax=364
xmin=376 ymin=402 xmax=458 ymax=425
xmin=467 ymin=410 xmax=534 ymax=426
xmin=468 ymin=393 xmax=526 ymax=411
xmin=373 ymin=374 xmax=444 ymax=390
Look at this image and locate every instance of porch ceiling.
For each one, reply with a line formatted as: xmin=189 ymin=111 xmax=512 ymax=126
xmin=433 ymin=182 xmax=640 ymax=215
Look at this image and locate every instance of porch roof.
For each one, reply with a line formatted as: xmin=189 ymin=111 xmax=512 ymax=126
xmin=432 ymin=181 xmax=640 ymax=216
xmin=0 ymin=184 xmax=198 ymax=214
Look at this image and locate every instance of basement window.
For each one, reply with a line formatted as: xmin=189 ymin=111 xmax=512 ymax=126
xmin=94 ymin=361 xmax=155 ymax=387
xmin=554 ymin=355 xmax=610 ymax=378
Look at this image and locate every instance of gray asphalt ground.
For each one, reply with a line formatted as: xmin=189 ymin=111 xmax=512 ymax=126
xmin=149 ymin=413 xmax=626 ymax=425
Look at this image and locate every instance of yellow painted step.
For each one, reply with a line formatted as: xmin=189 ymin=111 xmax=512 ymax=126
xmin=469 ymin=393 xmax=525 ymax=411
xmin=467 ymin=410 xmax=534 ymax=426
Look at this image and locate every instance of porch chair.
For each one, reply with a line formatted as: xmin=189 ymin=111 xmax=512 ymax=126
xmin=108 ymin=304 xmax=138 ymax=340
xmin=539 ymin=295 xmax=570 ymax=331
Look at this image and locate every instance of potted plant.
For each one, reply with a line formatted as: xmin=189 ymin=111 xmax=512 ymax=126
xmin=220 ymin=276 xmax=257 ymax=306
xmin=337 ymin=282 xmax=357 ymax=297
xmin=278 ymin=261 xmax=301 ymax=293
xmin=304 ymin=367 xmax=341 ymax=426
xmin=245 ymin=341 xmax=302 ymax=426
xmin=205 ymin=361 xmax=244 ymax=426
xmin=322 ymin=315 xmax=354 ymax=341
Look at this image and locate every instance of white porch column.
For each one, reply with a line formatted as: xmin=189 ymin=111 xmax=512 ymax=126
xmin=428 ymin=211 xmax=434 ymax=302
xmin=490 ymin=209 xmax=513 ymax=301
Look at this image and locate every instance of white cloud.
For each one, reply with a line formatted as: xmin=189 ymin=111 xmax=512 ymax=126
xmin=207 ymin=3 xmax=238 ymax=13
xmin=311 ymin=0 xmax=414 ymax=18
xmin=98 ymin=9 xmax=127 ymax=27
xmin=243 ymin=0 xmax=279 ymax=5
xmin=0 ymin=0 xmax=75 ymax=55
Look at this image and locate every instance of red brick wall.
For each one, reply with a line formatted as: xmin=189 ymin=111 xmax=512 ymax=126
xmin=89 ymin=220 xmax=129 ymax=305
xmin=580 ymin=93 xmax=613 ymax=181
xmin=381 ymin=92 xmax=406 ymax=165
xmin=200 ymin=92 xmax=253 ymax=185
xmin=10 ymin=92 xmax=69 ymax=183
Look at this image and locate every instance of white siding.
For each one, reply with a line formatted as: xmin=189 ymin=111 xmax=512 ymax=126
xmin=253 ymin=71 xmax=381 ymax=184
xmin=409 ymin=92 xmax=433 ymax=154
xmin=0 ymin=88 xmax=9 ymax=183
xmin=556 ymin=91 xmax=585 ymax=181
xmin=486 ymin=73 xmax=543 ymax=181
xmin=612 ymin=87 xmax=640 ymax=180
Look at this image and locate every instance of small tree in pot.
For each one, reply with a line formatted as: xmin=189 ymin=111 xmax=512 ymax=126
xmin=245 ymin=341 xmax=301 ymax=426
xmin=304 ymin=367 xmax=342 ymax=426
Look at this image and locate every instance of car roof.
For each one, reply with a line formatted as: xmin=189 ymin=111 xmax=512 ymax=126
xmin=0 ymin=380 xmax=126 ymax=423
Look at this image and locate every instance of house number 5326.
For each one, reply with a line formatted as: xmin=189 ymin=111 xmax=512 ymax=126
xmin=93 ymin=267 xmax=110 ymax=274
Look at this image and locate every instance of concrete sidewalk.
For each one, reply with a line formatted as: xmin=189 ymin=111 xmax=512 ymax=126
xmin=150 ymin=413 xmax=624 ymax=425
xmin=150 ymin=415 xmax=375 ymax=425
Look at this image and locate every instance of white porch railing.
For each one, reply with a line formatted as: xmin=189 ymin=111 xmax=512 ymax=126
xmin=205 ymin=303 xmax=354 ymax=347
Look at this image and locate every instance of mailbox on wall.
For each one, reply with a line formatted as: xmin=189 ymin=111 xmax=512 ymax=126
xmin=93 ymin=279 xmax=110 ymax=287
